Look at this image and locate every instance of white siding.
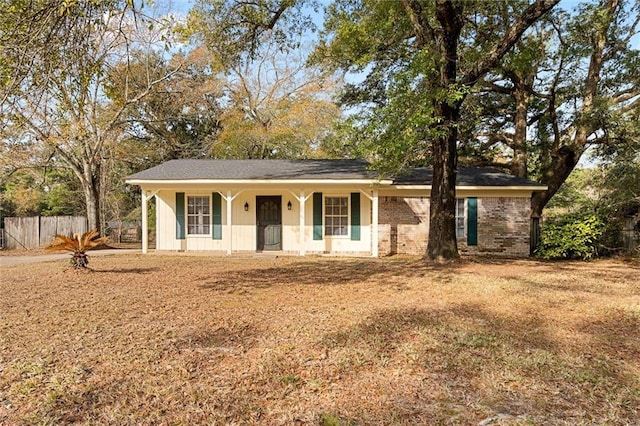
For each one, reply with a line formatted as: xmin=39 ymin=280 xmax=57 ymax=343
xmin=231 ymin=191 xmax=256 ymax=251
xmin=153 ymin=187 xmax=373 ymax=254
xmin=304 ymin=192 xmax=372 ymax=254
xmin=155 ymin=190 xmax=181 ymax=250
xmin=155 ymin=190 xmax=227 ymax=252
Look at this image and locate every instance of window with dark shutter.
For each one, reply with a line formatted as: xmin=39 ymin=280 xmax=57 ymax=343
xmin=351 ymin=192 xmax=360 ymax=241
xmin=313 ymin=192 xmax=323 ymax=240
xmin=176 ymin=192 xmax=185 ymax=239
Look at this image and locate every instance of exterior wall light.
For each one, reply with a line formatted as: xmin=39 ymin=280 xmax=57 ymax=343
xmin=287 ymin=201 xmax=292 ymax=210
xmin=244 ymin=202 xmax=249 ymax=211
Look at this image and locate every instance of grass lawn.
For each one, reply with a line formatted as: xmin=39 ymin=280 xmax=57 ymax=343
xmin=1 ymin=254 xmax=639 ymax=425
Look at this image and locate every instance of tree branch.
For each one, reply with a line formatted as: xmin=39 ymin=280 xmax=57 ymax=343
xmin=400 ymin=0 xmax=436 ymax=47
xmin=461 ymin=0 xmax=560 ymax=86
xmin=482 ymin=80 xmax=514 ymax=95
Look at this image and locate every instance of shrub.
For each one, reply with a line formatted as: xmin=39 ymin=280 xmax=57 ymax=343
xmin=536 ymin=214 xmax=605 ymax=260
xmin=46 ymin=230 xmax=109 ymax=269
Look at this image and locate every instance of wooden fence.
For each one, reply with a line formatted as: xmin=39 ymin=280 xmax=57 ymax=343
xmin=2 ymin=216 xmax=87 ymax=250
xmin=106 ymin=221 xmax=142 ymax=243
xmin=622 ymin=216 xmax=640 ymax=253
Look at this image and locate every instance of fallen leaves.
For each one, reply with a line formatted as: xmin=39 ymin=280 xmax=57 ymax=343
xmin=0 ymin=255 xmax=638 ymax=424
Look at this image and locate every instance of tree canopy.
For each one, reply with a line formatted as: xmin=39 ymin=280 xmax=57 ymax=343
xmin=1 ymin=0 xmax=181 ymax=231
xmin=314 ymin=0 xmax=560 ymax=259
xmin=1 ymin=0 xmax=637 ymax=257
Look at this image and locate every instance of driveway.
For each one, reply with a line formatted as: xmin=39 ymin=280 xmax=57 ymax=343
xmin=0 ymin=249 xmax=140 ymax=266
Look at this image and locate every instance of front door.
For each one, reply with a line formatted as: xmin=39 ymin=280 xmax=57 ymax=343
xmin=256 ymin=196 xmax=282 ymax=251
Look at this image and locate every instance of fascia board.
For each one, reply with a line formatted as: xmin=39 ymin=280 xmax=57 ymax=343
xmin=392 ymin=185 xmax=547 ymax=191
xmin=126 ymin=178 xmax=394 ymax=186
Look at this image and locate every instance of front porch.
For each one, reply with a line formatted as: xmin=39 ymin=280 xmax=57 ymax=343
xmin=140 ymin=187 xmax=380 ymax=257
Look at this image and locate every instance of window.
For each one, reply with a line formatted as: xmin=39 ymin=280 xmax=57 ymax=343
xmin=187 ymin=196 xmax=210 ymax=235
xmin=325 ymin=196 xmax=348 ymax=236
xmin=455 ymin=198 xmax=465 ymax=238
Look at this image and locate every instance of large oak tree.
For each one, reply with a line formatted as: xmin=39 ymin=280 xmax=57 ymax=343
xmin=458 ymin=0 xmax=639 ymax=221
xmin=315 ymin=0 xmax=559 ymax=260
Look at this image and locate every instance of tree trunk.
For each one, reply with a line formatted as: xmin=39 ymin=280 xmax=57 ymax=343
xmin=511 ymin=76 xmax=530 ymax=179
xmin=426 ymin=1 xmax=464 ymax=261
xmin=81 ymin=164 xmax=101 ymax=233
xmin=428 ymin=118 xmax=460 ymax=260
xmin=530 ymin=145 xmax=581 ymax=217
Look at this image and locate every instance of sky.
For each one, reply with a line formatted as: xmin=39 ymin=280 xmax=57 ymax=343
xmin=156 ymin=0 xmax=639 ymax=49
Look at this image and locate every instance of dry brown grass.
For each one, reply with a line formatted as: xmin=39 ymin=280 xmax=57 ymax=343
xmin=1 ymin=255 xmax=638 ymax=425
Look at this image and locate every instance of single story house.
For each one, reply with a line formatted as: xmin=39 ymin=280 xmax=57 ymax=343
xmin=125 ymin=159 xmax=546 ymax=257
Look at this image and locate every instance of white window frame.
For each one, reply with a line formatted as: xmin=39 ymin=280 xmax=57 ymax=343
xmin=324 ymin=195 xmax=349 ymax=237
xmin=187 ymin=195 xmax=211 ymax=236
xmin=455 ymin=198 xmax=465 ymax=238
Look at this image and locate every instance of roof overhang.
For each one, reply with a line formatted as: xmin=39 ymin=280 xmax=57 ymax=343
xmin=125 ymin=178 xmax=394 ymax=186
xmin=126 ymin=179 xmax=547 ymax=193
xmin=391 ymin=185 xmax=548 ymax=191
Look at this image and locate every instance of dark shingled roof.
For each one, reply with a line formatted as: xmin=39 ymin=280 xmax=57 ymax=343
xmin=126 ymin=159 xmax=375 ymax=181
xmin=126 ymin=159 xmax=543 ymax=187
xmin=393 ymin=167 xmax=544 ymax=187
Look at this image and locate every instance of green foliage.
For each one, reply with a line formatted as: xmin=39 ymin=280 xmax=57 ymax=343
xmin=545 ymin=168 xmax=597 ymax=213
xmin=467 ymin=0 xmax=639 ymax=211
xmin=536 ymin=214 xmax=606 ymax=260
xmin=40 ymin=169 xmax=85 ymax=216
xmin=124 ymin=202 xmax=156 ymax=231
xmin=315 ymin=0 xmax=559 ymax=176
xmin=543 ymin=154 xmax=639 ymax=256
xmin=314 ymin=1 xmax=439 ymax=171
xmin=0 ymin=173 xmax=45 ymax=216
xmin=593 ymin=143 xmax=640 ymax=219
xmin=0 ymin=168 xmax=85 ymax=217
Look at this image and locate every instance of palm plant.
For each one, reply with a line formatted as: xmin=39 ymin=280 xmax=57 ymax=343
xmin=46 ymin=230 xmax=109 ymax=269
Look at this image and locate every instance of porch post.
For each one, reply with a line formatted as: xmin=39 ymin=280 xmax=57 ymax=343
xmin=372 ymin=188 xmax=379 ymax=257
xmin=141 ymin=189 xmax=148 ymax=254
xmin=227 ymin=190 xmax=233 ymax=255
xmin=299 ymin=190 xmax=306 ymax=256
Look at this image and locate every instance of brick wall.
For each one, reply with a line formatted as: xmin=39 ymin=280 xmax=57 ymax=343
xmin=460 ymin=197 xmax=530 ymax=257
xmin=378 ymin=196 xmax=429 ymax=256
xmin=378 ymin=196 xmax=531 ymax=257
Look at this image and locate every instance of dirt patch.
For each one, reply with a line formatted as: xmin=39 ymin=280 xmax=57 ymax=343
xmin=1 ymin=255 xmax=638 ymax=424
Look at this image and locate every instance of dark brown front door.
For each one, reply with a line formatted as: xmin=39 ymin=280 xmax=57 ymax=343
xmin=256 ymin=196 xmax=282 ymax=251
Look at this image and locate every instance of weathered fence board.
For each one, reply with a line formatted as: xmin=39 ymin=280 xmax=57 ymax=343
xmin=38 ymin=216 xmax=58 ymax=247
xmin=3 ymin=216 xmax=87 ymax=250
xmin=39 ymin=216 xmax=87 ymax=247
xmin=4 ymin=217 xmax=38 ymax=250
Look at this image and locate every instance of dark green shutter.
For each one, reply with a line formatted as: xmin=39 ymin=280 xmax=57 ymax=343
xmin=212 ymin=192 xmax=222 ymax=240
xmin=175 ymin=192 xmax=185 ymax=239
xmin=351 ymin=192 xmax=361 ymax=241
xmin=313 ymin=192 xmax=323 ymax=240
xmin=467 ymin=197 xmax=478 ymax=246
